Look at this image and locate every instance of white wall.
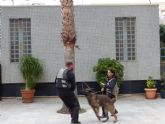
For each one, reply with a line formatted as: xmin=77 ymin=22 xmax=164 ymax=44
xmin=75 ymin=5 xmax=160 ymax=81
xmin=1 ymin=5 xmax=160 ymax=84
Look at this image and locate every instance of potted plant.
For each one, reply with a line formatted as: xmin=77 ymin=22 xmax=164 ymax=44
xmin=144 ymin=76 xmax=157 ymax=99
xmin=93 ymin=58 xmax=124 ymax=98
xmin=160 ymin=72 xmax=165 ymax=98
xmin=19 ymin=55 xmax=43 ymax=103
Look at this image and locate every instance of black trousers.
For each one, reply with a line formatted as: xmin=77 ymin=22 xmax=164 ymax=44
xmin=57 ymin=88 xmax=80 ymax=123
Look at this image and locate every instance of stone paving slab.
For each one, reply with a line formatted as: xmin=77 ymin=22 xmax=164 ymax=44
xmin=0 ymin=94 xmax=165 ymax=124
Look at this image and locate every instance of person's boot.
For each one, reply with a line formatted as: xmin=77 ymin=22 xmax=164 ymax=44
xmin=71 ymin=106 xmax=80 ymax=124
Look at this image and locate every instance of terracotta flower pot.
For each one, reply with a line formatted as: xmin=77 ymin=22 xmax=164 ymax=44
xmin=21 ymin=89 xmax=35 ymax=103
xmin=144 ymin=88 xmax=157 ymax=99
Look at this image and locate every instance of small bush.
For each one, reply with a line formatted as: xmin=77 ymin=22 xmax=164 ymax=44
xmin=19 ymin=55 xmax=43 ymax=90
xmin=93 ymin=58 xmax=124 ymax=87
xmin=146 ymin=76 xmax=156 ymax=89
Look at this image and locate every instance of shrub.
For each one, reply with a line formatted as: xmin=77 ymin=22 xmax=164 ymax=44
xmin=146 ymin=76 xmax=156 ymax=89
xmin=93 ymin=58 xmax=124 ymax=87
xmin=19 ymin=55 xmax=43 ymax=90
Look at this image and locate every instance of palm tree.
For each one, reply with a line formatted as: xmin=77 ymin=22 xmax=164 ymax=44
xmin=57 ymin=0 xmax=77 ymax=114
xmin=61 ymin=0 xmax=76 ymax=64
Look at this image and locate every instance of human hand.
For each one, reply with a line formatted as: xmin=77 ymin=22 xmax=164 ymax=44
xmin=101 ymin=88 xmax=104 ymax=92
xmin=100 ymin=82 xmax=105 ymax=86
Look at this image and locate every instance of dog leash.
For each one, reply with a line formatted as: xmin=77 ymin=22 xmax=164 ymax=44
xmin=80 ymin=82 xmax=103 ymax=94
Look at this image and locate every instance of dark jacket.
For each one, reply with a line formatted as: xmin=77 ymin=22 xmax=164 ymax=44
xmin=105 ymin=77 xmax=116 ymax=93
xmin=67 ymin=69 xmax=76 ymax=91
xmin=55 ymin=68 xmax=76 ymax=92
xmin=102 ymin=77 xmax=117 ymax=99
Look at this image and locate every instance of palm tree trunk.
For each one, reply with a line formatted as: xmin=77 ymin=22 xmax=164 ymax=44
xmin=57 ymin=0 xmax=77 ymax=114
xmin=64 ymin=44 xmax=75 ymax=65
xmin=57 ymin=45 xmax=76 ymax=114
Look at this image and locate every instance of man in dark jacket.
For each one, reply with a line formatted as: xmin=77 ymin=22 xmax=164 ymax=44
xmin=55 ymin=61 xmax=81 ymax=124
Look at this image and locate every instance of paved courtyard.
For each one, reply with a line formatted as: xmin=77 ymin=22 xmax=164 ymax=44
xmin=0 ymin=94 xmax=165 ymax=124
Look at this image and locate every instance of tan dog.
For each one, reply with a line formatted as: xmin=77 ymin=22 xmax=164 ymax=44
xmin=84 ymin=89 xmax=117 ymax=123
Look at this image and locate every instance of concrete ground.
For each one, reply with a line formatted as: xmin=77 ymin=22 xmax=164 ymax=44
xmin=0 ymin=94 xmax=165 ymax=124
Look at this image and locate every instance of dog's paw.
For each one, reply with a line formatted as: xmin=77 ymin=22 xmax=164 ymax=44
xmin=99 ymin=115 xmax=106 ymax=118
xmin=101 ymin=117 xmax=109 ymax=122
xmin=101 ymin=120 xmax=108 ymax=122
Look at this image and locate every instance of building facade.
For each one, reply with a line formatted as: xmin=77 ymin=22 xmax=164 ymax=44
xmin=0 ymin=5 xmax=160 ymax=96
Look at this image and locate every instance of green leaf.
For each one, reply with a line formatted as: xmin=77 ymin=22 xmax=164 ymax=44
xmin=146 ymin=76 xmax=156 ymax=88
xmin=19 ymin=55 xmax=43 ymax=89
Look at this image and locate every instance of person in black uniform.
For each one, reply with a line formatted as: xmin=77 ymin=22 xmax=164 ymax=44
xmin=101 ymin=68 xmax=118 ymax=117
xmin=55 ymin=61 xmax=81 ymax=124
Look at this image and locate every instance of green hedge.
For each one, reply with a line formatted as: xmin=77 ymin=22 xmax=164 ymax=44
xmin=93 ymin=58 xmax=124 ymax=87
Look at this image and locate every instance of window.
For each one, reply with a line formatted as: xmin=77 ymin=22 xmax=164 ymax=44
xmin=10 ymin=18 xmax=31 ymax=62
xmin=115 ymin=17 xmax=136 ymax=61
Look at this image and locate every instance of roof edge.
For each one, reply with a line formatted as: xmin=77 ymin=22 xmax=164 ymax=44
xmin=0 ymin=3 xmax=159 ymax=7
